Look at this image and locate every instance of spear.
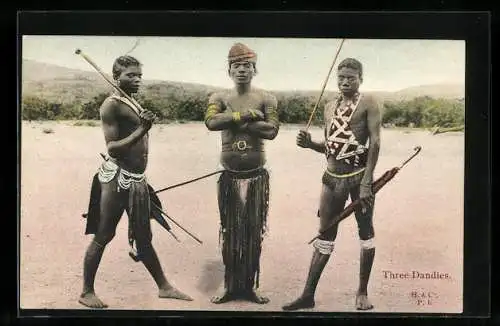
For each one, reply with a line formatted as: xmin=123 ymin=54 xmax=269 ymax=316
xmin=304 ymin=38 xmax=346 ymax=132
xmin=154 ymin=170 xmax=225 ymax=195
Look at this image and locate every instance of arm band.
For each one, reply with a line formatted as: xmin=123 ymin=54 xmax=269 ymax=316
xmin=204 ymin=103 xmax=220 ymax=122
xmin=266 ymin=106 xmax=280 ymax=126
xmin=232 ymin=111 xmax=241 ymax=122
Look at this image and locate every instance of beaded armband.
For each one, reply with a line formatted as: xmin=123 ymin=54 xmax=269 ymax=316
xmin=205 ymin=103 xmax=220 ymax=122
xmin=232 ymin=111 xmax=241 ymax=122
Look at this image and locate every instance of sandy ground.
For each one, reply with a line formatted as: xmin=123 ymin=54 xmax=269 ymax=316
xmin=20 ymin=121 xmax=464 ymax=314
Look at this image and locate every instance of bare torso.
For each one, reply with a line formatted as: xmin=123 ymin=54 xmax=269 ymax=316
xmin=218 ymin=90 xmax=269 ymax=171
xmin=104 ymin=98 xmax=149 ymax=174
xmin=324 ymin=95 xmax=374 ymax=174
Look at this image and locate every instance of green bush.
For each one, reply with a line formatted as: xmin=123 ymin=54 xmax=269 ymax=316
xmin=382 ymin=96 xmax=464 ymax=128
xmin=79 ymin=93 xmax=108 ymax=120
xmin=22 ymin=96 xmax=55 ymax=120
xmin=276 ymin=94 xmax=326 ymax=126
xmin=21 ymin=90 xmax=464 ymax=128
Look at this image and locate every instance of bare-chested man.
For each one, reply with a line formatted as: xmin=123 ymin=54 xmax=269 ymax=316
xmin=204 ymin=43 xmax=280 ymax=304
xmin=79 ymin=55 xmax=192 ymax=308
xmin=282 ymin=58 xmax=381 ymax=311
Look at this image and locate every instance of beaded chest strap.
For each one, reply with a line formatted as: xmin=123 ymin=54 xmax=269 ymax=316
xmin=325 ymin=93 xmax=368 ymax=167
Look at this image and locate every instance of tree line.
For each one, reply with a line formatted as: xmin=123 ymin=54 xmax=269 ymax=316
xmin=21 ymin=91 xmax=464 ymax=128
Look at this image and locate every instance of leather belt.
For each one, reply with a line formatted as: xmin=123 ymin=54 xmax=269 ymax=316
xmin=222 ymin=140 xmax=257 ymax=152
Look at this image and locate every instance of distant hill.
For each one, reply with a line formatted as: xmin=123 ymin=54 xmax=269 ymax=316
xmin=21 ymin=59 xmax=465 ymax=104
xmin=392 ymin=83 xmax=465 ymax=101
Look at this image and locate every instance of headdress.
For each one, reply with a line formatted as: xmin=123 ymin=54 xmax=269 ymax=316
xmin=228 ymin=43 xmax=257 ymax=65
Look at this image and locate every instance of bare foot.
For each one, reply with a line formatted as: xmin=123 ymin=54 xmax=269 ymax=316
xmin=282 ymin=295 xmax=315 ymax=311
xmin=78 ymin=292 xmax=108 ymax=309
xmin=210 ymin=289 xmax=235 ymax=304
xmin=243 ymin=290 xmax=270 ymax=304
xmin=159 ymin=286 xmax=193 ymax=301
xmin=355 ymin=293 xmax=374 ymax=310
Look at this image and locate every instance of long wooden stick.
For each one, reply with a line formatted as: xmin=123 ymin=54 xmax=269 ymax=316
xmin=304 ymin=39 xmax=346 ymax=131
xmin=75 ymin=48 xmax=144 ymax=114
xmin=154 ymin=170 xmax=225 ymax=195
xmin=431 ymin=125 xmax=465 ymax=135
xmin=150 ymin=201 xmax=203 ymax=244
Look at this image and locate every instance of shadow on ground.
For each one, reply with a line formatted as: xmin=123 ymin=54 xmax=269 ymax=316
xmin=196 ymin=259 xmax=225 ymax=294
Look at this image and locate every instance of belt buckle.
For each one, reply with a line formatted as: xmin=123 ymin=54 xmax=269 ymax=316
xmin=235 ymin=140 xmax=248 ymax=151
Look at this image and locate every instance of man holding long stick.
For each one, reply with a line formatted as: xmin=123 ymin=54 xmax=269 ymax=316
xmin=204 ymin=43 xmax=280 ymax=304
xmin=79 ymin=55 xmax=192 ymax=308
xmin=283 ymin=58 xmax=381 ymax=311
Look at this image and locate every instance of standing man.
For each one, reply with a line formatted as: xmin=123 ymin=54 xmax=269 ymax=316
xmin=79 ymin=55 xmax=193 ymax=308
xmin=282 ymin=58 xmax=381 ymax=311
xmin=204 ymin=43 xmax=280 ymax=304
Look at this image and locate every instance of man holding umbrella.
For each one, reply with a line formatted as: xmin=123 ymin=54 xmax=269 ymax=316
xmin=282 ymin=57 xmax=381 ymax=311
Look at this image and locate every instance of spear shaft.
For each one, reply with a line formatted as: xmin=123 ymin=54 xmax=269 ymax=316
xmin=304 ymin=39 xmax=346 ymax=131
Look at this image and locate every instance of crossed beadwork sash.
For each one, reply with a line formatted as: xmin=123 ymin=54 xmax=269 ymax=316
xmin=325 ymin=93 xmax=368 ymax=167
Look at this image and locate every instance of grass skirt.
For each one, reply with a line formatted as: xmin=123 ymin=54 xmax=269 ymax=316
xmin=217 ymin=167 xmax=270 ymax=293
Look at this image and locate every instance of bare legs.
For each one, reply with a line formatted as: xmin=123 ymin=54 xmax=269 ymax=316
xmin=211 ymin=287 xmax=269 ymax=304
xmin=356 ymin=247 xmax=375 ymax=310
xmin=79 ymin=240 xmax=108 ymax=308
xmin=210 ymin=283 xmax=236 ymax=304
xmin=139 ymin=245 xmax=192 ymax=301
xmin=79 ymin=180 xmax=192 ymax=309
xmin=210 ymin=242 xmax=269 ymax=305
xmin=282 ymin=248 xmax=331 ymax=310
xmin=79 ymin=181 xmax=124 ymax=308
xmin=283 ymin=184 xmax=344 ymax=311
xmin=352 ymin=187 xmax=376 ymax=311
xmin=283 ymin=182 xmax=376 ymax=311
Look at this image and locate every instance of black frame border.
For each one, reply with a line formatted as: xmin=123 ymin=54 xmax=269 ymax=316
xmin=16 ymin=10 xmax=491 ymax=320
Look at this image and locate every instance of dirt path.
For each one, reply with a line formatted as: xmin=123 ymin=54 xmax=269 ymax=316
xmin=20 ymin=121 xmax=463 ymax=313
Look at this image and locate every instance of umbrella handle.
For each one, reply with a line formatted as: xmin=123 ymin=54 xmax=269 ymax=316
xmin=308 ymin=146 xmax=422 ymax=245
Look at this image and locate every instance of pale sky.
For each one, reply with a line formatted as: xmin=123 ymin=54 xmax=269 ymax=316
xmin=22 ymin=36 xmax=465 ymax=92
